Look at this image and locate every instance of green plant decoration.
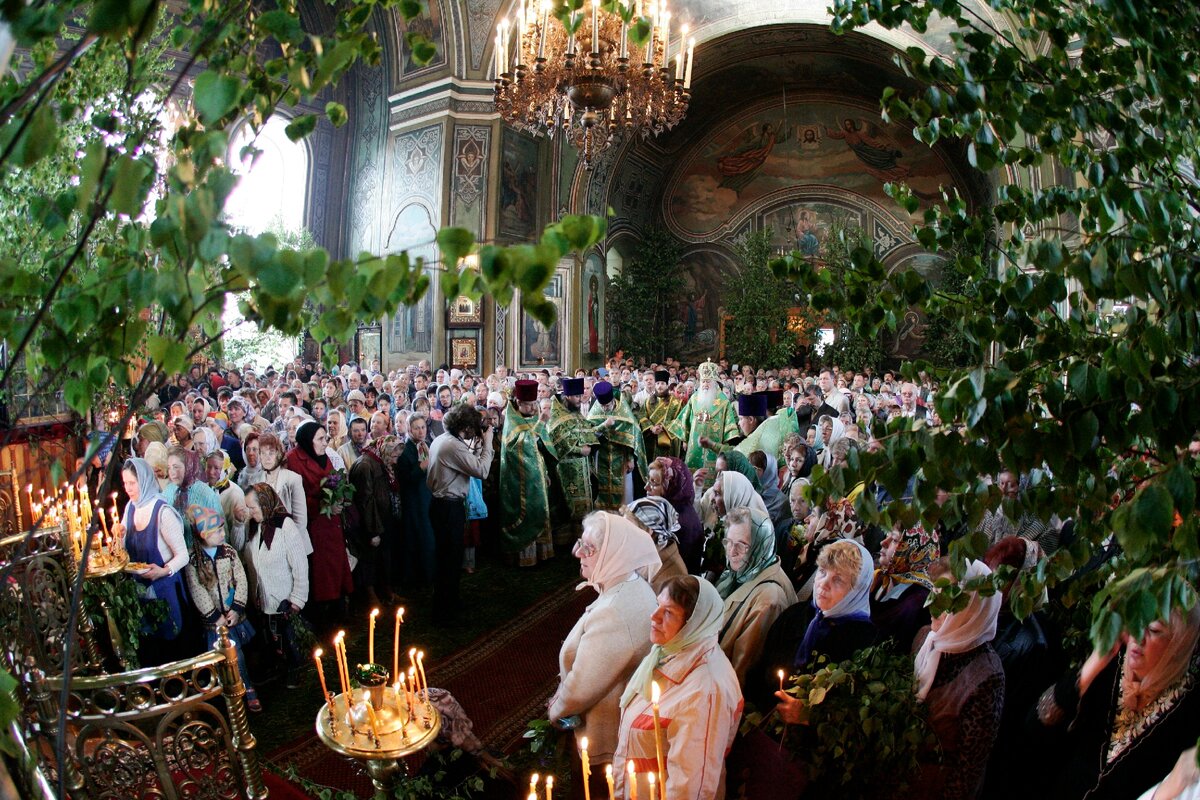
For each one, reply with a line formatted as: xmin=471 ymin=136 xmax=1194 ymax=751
xmin=81 ymin=573 xmax=167 ymax=667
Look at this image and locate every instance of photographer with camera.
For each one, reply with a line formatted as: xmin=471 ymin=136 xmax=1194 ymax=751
xmin=426 ymin=403 xmax=495 ymax=624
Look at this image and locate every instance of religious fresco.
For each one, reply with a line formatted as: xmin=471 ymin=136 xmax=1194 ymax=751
xmin=581 ymin=254 xmax=606 ymax=364
xmin=399 ymin=0 xmax=446 ymax=78
xmin=520 ymin=273 xmax=564 ymax=366
xmin=385 ymin=203 xmax=437 ymax=357
xmin=886 ymin=252 xmax=948 ymax=361
xmin=760 ymin=201 xmax=864 ymax=256
xmin=499 ymin=130 xmax=539 ymax=242
xmin=666 ymin=99 xmax=953 ymax=239
xmin=674 ymin=249 xmax=732 ymax=361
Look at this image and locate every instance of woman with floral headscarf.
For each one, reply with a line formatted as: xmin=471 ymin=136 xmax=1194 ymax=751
xmin=648 ymin=456 xmax=704 ymax=573
xmin=716 ymin=506 xmax=797 ymax=685
xmin=548 ymin=511 xmax=660 ymax=772
xmin=625 ymin=496 xmax=688 ymax=593
xmin=349 ymin=433 xmax=403 ymax=605
xmin=163 ymin=446 xmax=225 ymax=550
xmin=614 ymin=576 xmax=742 ymax=800
xmin=870 ymin=522 xmax=939 ymax=650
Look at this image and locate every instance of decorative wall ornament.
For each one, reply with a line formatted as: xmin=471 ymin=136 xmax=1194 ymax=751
xmin=451 ymin=125 xmax=491 ymax=235
xmin=450 ymin=336 xmax=480 ymax=370
xmin=467 ymin=0 xmax=504 ymax=70
xmin=448 ymin=295 xmax=483 ymax=327
xmin=391 ymin=123 xmax=445 ymax=208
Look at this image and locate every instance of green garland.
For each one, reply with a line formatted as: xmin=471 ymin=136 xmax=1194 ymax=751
xmin=82 ymin=573 xmax=167 ymax=667
xmin=270 ymin=749 xmax=488 ymax=799
xmin=745 ymin=644 xmax=938 ymax=799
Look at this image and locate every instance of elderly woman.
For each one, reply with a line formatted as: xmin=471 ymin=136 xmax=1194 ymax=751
xmin=614 ymin=576 xmax=742 ymax=800
xmin=243 ymin=482 xmax=310 ymax=689
xmin=910 ymin=559 xmax=1005 ymax=800
xmin=647 ymin=456 xmax=704 ymax=573
xmin=163 ymin=446 xmax=224 ymax=548
xmin=258 ymin=432 xmax=308 ymax=551
xmin=1026 ymin=599 xmax=1200 ymax=800
xmin=767 ymin=539 xmax=876 ymax=713
xmin=624 ymin=496 xmax=688 ymax=593
xmin=717 ymin=506 xmax=797 ymax=685
xmin=870 ymin=523 xmax=939 ymax=650
xmin=548 ymin=512 xmax=660 ymax=770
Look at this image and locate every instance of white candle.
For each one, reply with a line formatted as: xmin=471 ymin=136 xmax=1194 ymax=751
xmin=538 ymin=1 xmax=549 ymax=58
xmin=592 ymin=0 xmax=600 ymax=54
xmin=684 ymin=38 xmax=694 ymax=88
xmin=674 ymin=52 xmax=682 ymax=80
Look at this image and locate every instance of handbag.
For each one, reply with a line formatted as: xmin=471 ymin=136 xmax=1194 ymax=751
xmin=466 ymin=476 xmax=488 ymax=520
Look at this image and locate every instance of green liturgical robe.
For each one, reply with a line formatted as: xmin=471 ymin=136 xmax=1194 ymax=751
xmin=499 ymin=403 xmax=552 ymax=554
xmin=670 ymin=393 xmax=740 ymax=487
xmin=735 ymin=407 xmax=802 ymax=461
xmin=638 ymin=396 xmax=683 ymax=462
xmin=539 ymin=397 xmax=597 ymax=521
xmin=587 ymin=396 xmax=649 ymax=509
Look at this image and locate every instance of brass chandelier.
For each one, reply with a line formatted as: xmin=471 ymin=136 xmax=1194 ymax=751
xmin=493 ymin=0 xmax=695 ymax=170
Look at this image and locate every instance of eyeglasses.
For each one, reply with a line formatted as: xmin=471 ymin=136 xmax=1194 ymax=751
xmin=722 ymin=539 xmax=750 ymax=556
xmin=572 ymin=539 xmax=597 ymax=558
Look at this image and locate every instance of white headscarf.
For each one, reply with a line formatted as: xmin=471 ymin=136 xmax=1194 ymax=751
xmin=914 ymin=560 xmax=1001 ymax=701
xmin=719 ymin=471 xmax=768 ymax=518
xmin=578 ymin=511 xmax=661 ymax=593
xmin=621 ymin=578 xmax=724 ymax=708
xmin=192 ymin=427 xmax=218 ymax=456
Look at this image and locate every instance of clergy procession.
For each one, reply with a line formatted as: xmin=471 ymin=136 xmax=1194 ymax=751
xmin=57 ymin=353 xmax=1200 ymax=800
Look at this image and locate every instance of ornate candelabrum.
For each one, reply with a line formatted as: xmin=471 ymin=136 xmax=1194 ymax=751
xmin=315 ymin=612 xmax=440 ymax=799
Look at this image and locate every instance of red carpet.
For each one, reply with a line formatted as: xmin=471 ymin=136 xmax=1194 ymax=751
xmin=266 ymin=580 xmax=594 ymax=795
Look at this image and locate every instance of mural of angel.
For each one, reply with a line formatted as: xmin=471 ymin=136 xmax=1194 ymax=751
xmin=716 ymin=121 xmax=787 ymax=193
xmin=825 ymin=118 xmax=912 ymax=182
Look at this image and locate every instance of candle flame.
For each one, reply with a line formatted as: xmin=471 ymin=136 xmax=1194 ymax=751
xmin=628 ymin=760 xmax=636 ymax=776
xmin=409 ymin=647 xmax=417 ymax=658
xmin=581 ymin=736 xmax=588 ymax=752
xmin=530 ymin=773 xmax=539 ymax=786
xmin=606 ymin=764 xmax=613 ymax=778
xmin=396 ymin=607 xmax=405 ymax=619
xmin=370 ymin=608 xmax=380 ymax=619
xmin=648 ymin=772 xmax=656 ymax=787
xmin=315 ymin=647 xmax=323 ymax=658
xmin=335 ymin=630 xmax=345 ymax=644
xmin=651 ymin=680 xmax=661 ymax=704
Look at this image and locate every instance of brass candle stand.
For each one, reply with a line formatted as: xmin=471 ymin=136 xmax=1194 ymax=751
xmin=315 ymin=684 xmax=441 ymax=800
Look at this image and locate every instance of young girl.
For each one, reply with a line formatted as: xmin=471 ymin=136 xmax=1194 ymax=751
xmin=184 ymin=515 xmax=260 ymax=710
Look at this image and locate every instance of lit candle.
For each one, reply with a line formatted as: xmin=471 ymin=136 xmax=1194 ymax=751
xmin=334 ymin=631 xmax=349 ymax=696
xmin=408 ymin=666 xmax=418 ymax=709
xmin=366 ymin=698 xmax=381 ymax=740
xmin=674 ymin=52 xmax=682 ymax=81
xmin=619 ymin=15 xmax=628 ymax=59
xmin=368 ymin=607 xmax=379 ymax=665
xmin=647 ymin=771 xmax=656 ymax=800
xmin=393 ymin=607 xmax=404 ymax=683
xmin=416 ymin=650 xmax=429 ymax=700
xmin=591 ymin=0 xmax=600 ymax=54
xmin=628 ymin=760 xmax=638 ymax=800
xmin=530 ymin=773 xmax=539 ymax=794
xmin=606 ymin=764 xmax=615 ymax=799
xmin=314 ymin=648 xmax=329 ymax=699
xmin=650 ymin=681 xmax=666 ymax=800
xmin=545 ymin=775 xmax=554 ymax=800
xmin=495 ymin=31 xmax=502 ymax=76
xmin=684 ymin=37 xmax=694 ymax=88
xmin=97 ymin=501 xmax=109 ymax=539
xmin=580 ymin=737 xmax=592 ymax=800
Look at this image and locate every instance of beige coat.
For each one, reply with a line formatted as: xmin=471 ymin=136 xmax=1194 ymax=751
xmin=718 ymin=560 xmax=797 ymax=685
xmin=548 ymin=577 xmax=658 ymax=763
xmin=650 ymin=541 xmax=688 ymax=594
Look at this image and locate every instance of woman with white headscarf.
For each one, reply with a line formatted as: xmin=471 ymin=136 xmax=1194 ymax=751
xmin=625 ymin=496 xmax=688 ymax=593
xmin=548 ymin=512 xmax=660 ymax=769
xmin=614 ymin=576 xmax=742 ymax=800
xmin=716 ymin=506 xmax=797 ymax=685
xmin=698 ymin=470 xmax=770 ymax=580
xmin=911 ymin=559 xmax=1004 ymax=800
xmin=815 ymin=414 xmax=846 ymax=469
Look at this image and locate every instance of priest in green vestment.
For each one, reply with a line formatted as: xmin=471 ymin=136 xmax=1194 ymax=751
xmin=586 ymin=380 xmax=649 ymax=509
xmin=669 ymin=360 xmax=739 ymax=490
xmin=500 ymin=380 xmax=554 ymax=566
xmin=639 ymin=369 xmax=683 ymax=461
xmin=539 ymin=377 xmax=597 ymax=543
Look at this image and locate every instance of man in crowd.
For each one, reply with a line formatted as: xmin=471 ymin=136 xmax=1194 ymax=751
xmin=671 ymin=360 xmax=739 ymax=489
xmin=339 ymin=417 xmax=368 ymax=468
xmin=540 ymin=377 xmax=597 ymax=546
xmin=499 ymin=380 xmax=555 ymax=566
xmin=639 ymin=369 xmax=683 ymax=461
xmin=587 ymin=380 xmax=648 ymax=509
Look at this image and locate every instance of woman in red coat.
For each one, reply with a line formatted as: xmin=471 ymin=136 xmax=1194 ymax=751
xmin=287 ymin=420 xmax=353 ymax=631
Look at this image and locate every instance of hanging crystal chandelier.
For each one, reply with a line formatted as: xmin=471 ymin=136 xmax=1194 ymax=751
xmin=493 ymin=0 xmax=695 ymax=170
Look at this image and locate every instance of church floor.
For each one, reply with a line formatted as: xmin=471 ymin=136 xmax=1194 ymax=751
xmin=251 ymin=554 xmax=583 ymax=756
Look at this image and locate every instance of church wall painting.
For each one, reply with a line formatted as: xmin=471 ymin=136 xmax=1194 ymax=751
xmin=499 ymin=130 xmax=539 ymax=242
xmin=519 ymin=271 xmax=567 ymax=367
xmin=759 ymin=201 xmax=864 ymax=256
xmin=674 ymin=247 xmax=733 ymax=362
xmin=581 ymin=254 xmax=605 ymax=365
xmin=385 ymin=203 xmax=437 ymax=357
xmin=450 ymin=125 xmax=490 ymax=236
xmin=398 ymin=0 xmax=446 ymax=80
xmin=665 ymin=99 xmax=955 ymax=241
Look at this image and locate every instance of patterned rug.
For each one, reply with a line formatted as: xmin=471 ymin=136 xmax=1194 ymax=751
xmin=266 ymin=579 xmax=595 ymax=795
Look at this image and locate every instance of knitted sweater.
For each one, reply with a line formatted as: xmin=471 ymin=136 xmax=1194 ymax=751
xmin=184 ymin=543 xmax=249 ymax=627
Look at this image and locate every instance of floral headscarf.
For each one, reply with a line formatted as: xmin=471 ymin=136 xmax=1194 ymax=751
xmin=362 ymin=434 xmax=401 ymax=492
xmin=877 ymin=523 xmax=940 ymax=594
xmin=248 ymin=482 xmax=290 ymax=550
xmin=715 ymin=507 xmax=779 ymax=599
xmin=627 ymin=496 xmax=681 ymax=548
xmin=655 ymin=456 xmax=695 ymax=508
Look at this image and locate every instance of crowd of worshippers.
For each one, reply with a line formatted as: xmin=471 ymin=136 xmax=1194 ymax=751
xmin=80 ymin=355 xmax=1200 ymax=799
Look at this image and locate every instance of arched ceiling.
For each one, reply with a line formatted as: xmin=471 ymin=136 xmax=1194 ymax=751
xmin=580 ymin=24 xmax=988 ymax=248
